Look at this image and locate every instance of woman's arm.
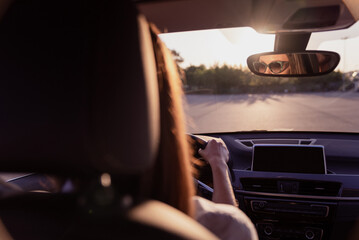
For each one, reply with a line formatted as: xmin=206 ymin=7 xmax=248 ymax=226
xmin=198 ymin=139 xmax=237 ymax=206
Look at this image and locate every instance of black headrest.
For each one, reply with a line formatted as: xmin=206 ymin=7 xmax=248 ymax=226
xmin=0 ymin=0 xmax=159 ymax=175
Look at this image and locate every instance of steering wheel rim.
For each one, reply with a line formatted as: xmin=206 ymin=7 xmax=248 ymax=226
xmin=188 ymin=134 xmax=235 ymax=198
xmin=189 ymin=134 xmax=208 ymax=158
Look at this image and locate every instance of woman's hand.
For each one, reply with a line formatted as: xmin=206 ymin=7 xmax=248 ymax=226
xmin=198 ymin=139 xmax=229 ymax=169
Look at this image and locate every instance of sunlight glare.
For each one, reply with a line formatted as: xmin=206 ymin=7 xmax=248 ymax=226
xmin=160 ymin=27 xmax=274 ymax=68
xmin=220 ymin=27 xmax=274 ymax=54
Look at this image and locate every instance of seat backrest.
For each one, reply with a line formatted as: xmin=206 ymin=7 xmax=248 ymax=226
xmin=0 ymin=1 xmax=218 ymax=239
xmin=0 ymin=0 xmax=159 ymax=175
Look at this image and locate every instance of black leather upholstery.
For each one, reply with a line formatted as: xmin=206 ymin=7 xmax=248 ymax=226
xmin=0 ymin=0 xmax=159 ymax=175
xmin=0 ymin=1 xmax=218 ymax=239
xmin=0 ymin=193 xmax=217 ymax=240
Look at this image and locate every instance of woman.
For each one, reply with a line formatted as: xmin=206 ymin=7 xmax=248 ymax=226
xmin=147 ymin=24 xmax=258 ymax=240
xmin=257 ymin=54 xmax=291 ymax=74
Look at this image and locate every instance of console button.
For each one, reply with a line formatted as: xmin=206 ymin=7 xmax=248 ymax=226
xmin=264 ymin=225 xmax=273 ymax=236
xmin=251 ymin=200 xmax=267 ymax=211
xmin=305 ymin=230 xmax=315 ymax=240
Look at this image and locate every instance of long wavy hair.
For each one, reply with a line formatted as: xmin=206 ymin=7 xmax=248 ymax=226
xmin=144 ymin=24 xmax=195 ymax=217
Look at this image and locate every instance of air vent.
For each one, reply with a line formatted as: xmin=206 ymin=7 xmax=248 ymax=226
xmin=236 ymin=139 xmax=316 ymax=147
xmin=241 ymin=178 xmax=341 ymax=197
xmin=240 ymin=140 xmax=253 ymax=147
xmin=342 ymin=189 xmax=359 ymax=197
xmin=254 ymin=139 xmax=299 ymax=144
xmin=300 ymin=140 xmax=313 ymax=145
xmin=241 ymin=178 xmax=279 ymax=194
xmin=299 ymin=181 xmax=341 ymax=197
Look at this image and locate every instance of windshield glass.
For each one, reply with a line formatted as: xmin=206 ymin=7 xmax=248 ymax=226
xmin=160 ymin=22 xmax=359 ymax=133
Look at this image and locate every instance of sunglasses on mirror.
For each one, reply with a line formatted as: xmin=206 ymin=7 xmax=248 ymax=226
xmin=253 ymin=61 xmax=289 ymax=74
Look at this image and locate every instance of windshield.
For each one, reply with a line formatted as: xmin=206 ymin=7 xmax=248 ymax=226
xmin=160 ymin=22 xmax=359 ymax=134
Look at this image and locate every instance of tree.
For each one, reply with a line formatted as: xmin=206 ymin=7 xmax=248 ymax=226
xmin=170 ymin=49 xmax=186 ymax=85
xmin=171 ymin=50 xmax=184 ymax=64
xmin=183 ymin=63 xmax=343 ymax=94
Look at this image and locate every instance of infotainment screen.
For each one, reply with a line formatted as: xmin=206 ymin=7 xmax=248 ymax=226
xmin=252 ymin=145 xmax=326 ymax=174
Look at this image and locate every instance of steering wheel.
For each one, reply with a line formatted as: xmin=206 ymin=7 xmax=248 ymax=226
xmin=188 ymin=134 xmax=214 ymax=199
xmin=189 ymin=134 xmax=208 ymax=158
xmin=189 ymin=134 xmax=236 ymax=200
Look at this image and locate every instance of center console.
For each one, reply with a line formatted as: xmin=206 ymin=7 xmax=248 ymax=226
xmin=237 ymin=144 xmax=339 ymax=240
xmin=244 ymin=195 xmax=337 ymax=240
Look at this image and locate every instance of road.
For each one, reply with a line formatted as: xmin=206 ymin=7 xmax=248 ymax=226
xmin=184 ymin=91 xmax=359 ymax=133
xmin=1 ymin=92 xmax=358 ymax=181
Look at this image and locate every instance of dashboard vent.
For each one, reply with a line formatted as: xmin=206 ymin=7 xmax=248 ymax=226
xmin=342 ymin=189 xmax=359 ymax=197
xmin=299 ymin=181 xmax=341 ymax=196
xmin=241 ymin=178 xmax=279 ymax=194
xmin=241 ymin=178 xmax=341 ymax=197
xmin=236 ymin=139 xmax=316 ymax=147
xmin=240 ymin=140 xmax=253 ymax=147
xmin=299 ymin=140 xmax=313 ymax=145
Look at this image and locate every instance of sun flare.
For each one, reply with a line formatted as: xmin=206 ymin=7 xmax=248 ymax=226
xmin=160 ymin=27 xmax=275 ymax=68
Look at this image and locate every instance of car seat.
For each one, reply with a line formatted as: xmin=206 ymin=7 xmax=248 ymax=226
xmin=0 ymin=0 xmax=218 ymax=239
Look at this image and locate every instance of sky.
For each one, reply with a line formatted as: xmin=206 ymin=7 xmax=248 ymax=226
xmin=160 ymin=21 xmax=359 ymax=72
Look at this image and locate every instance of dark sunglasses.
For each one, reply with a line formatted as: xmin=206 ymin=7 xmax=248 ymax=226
xmin=253 ymin=61 xmax=289 ymax=74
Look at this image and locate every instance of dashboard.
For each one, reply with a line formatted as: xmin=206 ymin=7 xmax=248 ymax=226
xmin=195 ymin=131 xmax=359 ymax=240
xmin=2 ymin=131 xmax=359 ymax=240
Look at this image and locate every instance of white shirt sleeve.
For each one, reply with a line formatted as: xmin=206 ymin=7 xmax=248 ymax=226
xmin=193 ymin=196 xmax=258 ymax=240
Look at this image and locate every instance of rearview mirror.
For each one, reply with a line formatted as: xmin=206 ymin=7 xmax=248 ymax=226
xmin=247 ymin=51 xmax=340 ymax=77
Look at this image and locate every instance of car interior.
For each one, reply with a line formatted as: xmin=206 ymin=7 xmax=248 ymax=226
xmin=0 ymin=0 xmax=359 ymax=240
